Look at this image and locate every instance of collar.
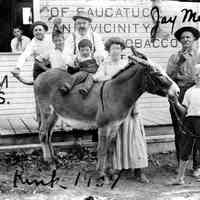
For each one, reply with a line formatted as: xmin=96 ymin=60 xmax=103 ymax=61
xmin=33 ymin=34 xmax=47 ymax=42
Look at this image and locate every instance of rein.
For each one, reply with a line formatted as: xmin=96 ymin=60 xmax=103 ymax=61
xmin=100 ymin=81 xmax=107 ymax=112
xmin=170 ymin=100 xmax=200 ymax=139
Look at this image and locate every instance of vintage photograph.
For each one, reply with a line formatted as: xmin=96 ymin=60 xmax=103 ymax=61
xmin=0 ymin=0 xmax=200 ymax=199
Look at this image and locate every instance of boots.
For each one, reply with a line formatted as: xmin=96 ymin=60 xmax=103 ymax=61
xmin=78 ymin=75 xmax=94 ymax=97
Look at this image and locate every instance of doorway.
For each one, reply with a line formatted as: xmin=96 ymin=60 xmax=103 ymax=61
xmin=0 ymin=0 xmax=33 ymax=52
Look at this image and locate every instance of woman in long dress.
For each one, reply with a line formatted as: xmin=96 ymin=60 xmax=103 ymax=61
xmin=93 ymin=37 xmax=149 ymax=183
xmin=113 ymin=103 xmax=149 ymax=183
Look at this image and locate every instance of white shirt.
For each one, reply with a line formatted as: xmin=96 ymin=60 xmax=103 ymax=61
xmin=93 ymin=57 xmax=128 ymax=81
xmin=11 ymin=35 xmax=31 ymax=53
xmin=16 ymin=35 xmax=53 ymax=69
xmin=63 ymin=30 xmax=106 ymax=65
xmin=37 ymin=48 xmax=66 ymax=69
xmin=182 ymin=86 xmax=200 ymax=117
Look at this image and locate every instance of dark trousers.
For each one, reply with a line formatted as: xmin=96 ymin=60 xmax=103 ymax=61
xmin=180 ymin=117 xmax=200 ymax=162
xmin=69 ymin=71 xmax=94 ymax=91
xmin=169 ymin=86 xmax=200 ymax=169
xmin=33 ymin=60 xmax=51 ymax=80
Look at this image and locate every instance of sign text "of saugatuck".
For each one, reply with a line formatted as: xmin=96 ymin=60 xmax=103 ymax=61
xmin=40 ymin=5 xmax=178 ymax=48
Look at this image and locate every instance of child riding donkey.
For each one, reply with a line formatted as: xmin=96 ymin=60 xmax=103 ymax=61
xmin=60 ymin=10 xmax=106 ymax=96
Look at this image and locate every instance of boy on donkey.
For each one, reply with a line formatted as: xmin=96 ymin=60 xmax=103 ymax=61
xmin=60 ymin=39 xmax=99 ymax=96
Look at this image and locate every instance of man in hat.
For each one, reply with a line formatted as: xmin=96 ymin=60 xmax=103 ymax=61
xmin=63 ymin=10 xmax=106 ymax=70
xmin=167 ymin=26 xmax=200 ymax=177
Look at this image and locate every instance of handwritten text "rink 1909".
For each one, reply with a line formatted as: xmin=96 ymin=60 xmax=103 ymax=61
xmin=13 ymin=169 xmax=121 ymax=190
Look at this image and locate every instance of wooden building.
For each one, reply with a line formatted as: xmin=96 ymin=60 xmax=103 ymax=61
xmin=0 ymin=0 xmax=199 ymax=146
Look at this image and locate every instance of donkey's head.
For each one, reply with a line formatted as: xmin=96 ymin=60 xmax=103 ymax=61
xmin=128 ymin=46 xmax=179 ymax=98
xmin=143 ymin=63 xmax=179 ymax=98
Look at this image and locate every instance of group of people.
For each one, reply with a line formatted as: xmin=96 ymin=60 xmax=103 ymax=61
xmin=11 ymin=10 xmax=149 ymax=183
xmin=11 ymin=10 xmax=200 ymax=185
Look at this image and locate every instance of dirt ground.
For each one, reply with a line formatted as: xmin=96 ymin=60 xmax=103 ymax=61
xmin=0 ymin=146 xmax=200 ymax=200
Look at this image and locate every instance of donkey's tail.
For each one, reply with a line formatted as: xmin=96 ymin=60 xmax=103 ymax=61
xmin=11 ymin=72 xmax=34 ymax=85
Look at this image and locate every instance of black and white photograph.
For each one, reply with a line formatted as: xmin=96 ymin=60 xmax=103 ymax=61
xmin=0 ymin=0 xmax=200 ymax=199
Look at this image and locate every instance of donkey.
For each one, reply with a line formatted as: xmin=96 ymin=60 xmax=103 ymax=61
xmin=32 ymin=56 xmax=179 ymax=179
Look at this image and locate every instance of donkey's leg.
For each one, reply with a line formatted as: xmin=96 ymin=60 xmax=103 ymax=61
xmin=97 ymin=126 xmax=117 ymax=185
xmin=106 ymin=125 xmax=119 ymax=180
xmin=39 ymin=103 xmax=53 ymax=162
xmin=34 ymin=88 xmax=41 ymax=129
xmin=97 ymin=127 xmax=108 ymax=177
xmin=46 ymin=111 xmax=58 ymax=161
xmin=106 ymin=125 xmax=119 ymax=179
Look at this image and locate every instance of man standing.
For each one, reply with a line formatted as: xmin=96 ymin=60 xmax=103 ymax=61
xmin=63 ymin=10 xmax=106 ymax=67
xmin=62 ymin=10 xmax=106 ymax=142
xmin=167 ymin=26 xmax=200 ymax=177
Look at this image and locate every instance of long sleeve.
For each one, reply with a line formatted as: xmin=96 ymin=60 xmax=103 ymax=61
xmin=62 ymin=34 xmax=76 ymax=66
xmin=196 ymin=50 xmax=200 ymax=64
xmin=16 ymin=41 xmax=33 ymax=69
xmin=93 ymin=33 xmax=107 ymax=59
xmin=92 ymin=63 xmax=107 ymax=81
xmin=22 ymin=36 xmax=31 ymax=51
xmin=182 ymin=89 xmax=190 ymax=108
xmin=166 ymin=54 xmax=178 ymax=80
xmin=11 ymin=39 xmax=17 ymax=53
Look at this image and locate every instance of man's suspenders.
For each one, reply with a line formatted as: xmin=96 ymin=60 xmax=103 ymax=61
xmin=91 ymin=32 xmax=96 ymax=57
xmin=72 ymin=32 xmax=77 ymax=55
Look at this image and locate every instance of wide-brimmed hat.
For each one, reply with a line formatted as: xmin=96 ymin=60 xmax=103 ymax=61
xmin=174 ymin=26 xmax=200 ymax=41
xmin=104 ymin=37 xmax=126 ymax=51
xmin=32 ymin=21 xmax=48 ymax=31
xmin=72 ymin=10 xmax=92 ymax=23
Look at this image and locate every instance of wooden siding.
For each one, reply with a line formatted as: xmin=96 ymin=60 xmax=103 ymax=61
xmin=1 ymin=0 xmax=200 ymax=131
xmin=0 ymin=53 xmax=171 ymax=126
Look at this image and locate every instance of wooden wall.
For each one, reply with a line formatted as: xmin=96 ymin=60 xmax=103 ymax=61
xmin=0 ymin=53 xmax=35 ymax=117
xmin=0 ymin=53 xmax=171 ymax=126
xmin=0 ymin=0 xmax=200 ymax=126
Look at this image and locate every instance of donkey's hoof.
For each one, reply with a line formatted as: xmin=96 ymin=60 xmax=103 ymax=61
xmin=104 ymin=175 xmax=111 ymax=185
xmin=95 ymin=176 xmax=104 ymax=187
xmin=41 ymin=159 xmax=56 ymax=170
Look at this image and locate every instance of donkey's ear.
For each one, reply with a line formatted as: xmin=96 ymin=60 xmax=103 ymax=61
xmin=150 ymin=71 xmax=162 ymax=76
xmin=130 ymin=46 xmax=148 ymax=61
xmin=127 ymin=56 xmax=137 ymax=65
